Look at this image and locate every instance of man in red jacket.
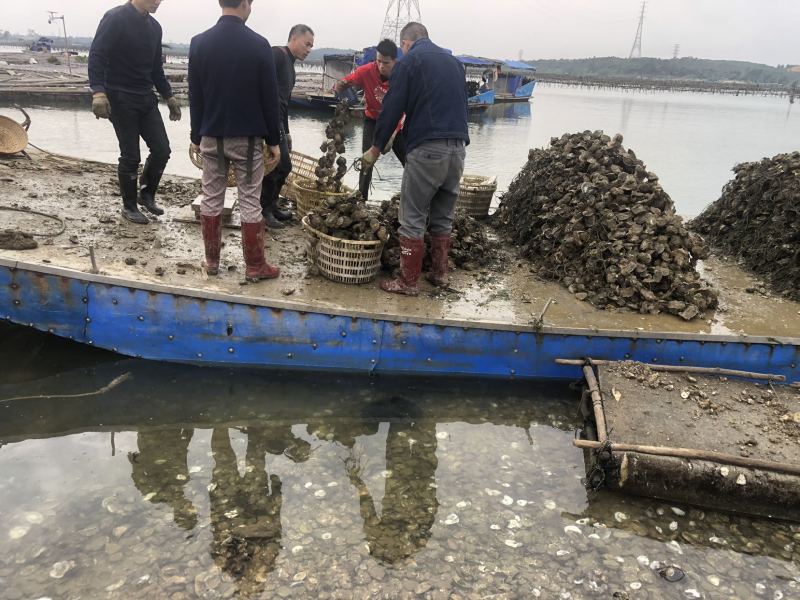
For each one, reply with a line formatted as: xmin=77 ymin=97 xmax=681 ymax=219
xmin=335 ymin=39 xmax=406 ymax=201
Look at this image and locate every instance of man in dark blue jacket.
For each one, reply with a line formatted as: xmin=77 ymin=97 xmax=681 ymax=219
xmin=89 ymin=0 xmax=182 ymax=225
xmin=363 ymin=23 xmax=469 ymax=296
xmin=189 ymin=0 xmax=282 ymax=282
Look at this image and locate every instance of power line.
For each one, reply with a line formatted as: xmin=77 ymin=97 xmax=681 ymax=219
xmin=380 ymin=0 xmax=421 ymax=45
xmin=628 ymin=1 xmax=646 ymax=59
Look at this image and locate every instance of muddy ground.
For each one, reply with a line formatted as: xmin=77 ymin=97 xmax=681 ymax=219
xmin=1 ymin=150 xmax=800 ymax=338
xmin=599 ymin=361 xmax=800 ymax=465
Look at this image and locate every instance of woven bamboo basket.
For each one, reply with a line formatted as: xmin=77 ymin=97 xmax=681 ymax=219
xmin=189 ymin=143 xmax=278 ymax=188
xmin=282 ymin=151 xmax=318 ymax=201
xmin=292 ymin=178 xmax=352 ymax=217
xmin=302 ymin=216 xmax=384 ymax=285
xmin=456 ymin=174 xmax=498 ymax=218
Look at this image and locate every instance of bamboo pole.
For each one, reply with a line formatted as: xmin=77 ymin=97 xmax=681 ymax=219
xmin=573 ymin=439 xmax=800 ymax=477
xmin=582 ymin=365 xmax=607 ymax=443
xmin=556 ymin=358 xmax=786 ymax=382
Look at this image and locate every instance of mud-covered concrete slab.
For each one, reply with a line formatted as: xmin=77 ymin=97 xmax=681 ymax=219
xmin=598 ymin=361 xmax=800 ymax=465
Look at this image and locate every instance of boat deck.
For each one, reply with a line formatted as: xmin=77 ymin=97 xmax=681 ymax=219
xmin=2 ymin=151 xmax=799 ymax=340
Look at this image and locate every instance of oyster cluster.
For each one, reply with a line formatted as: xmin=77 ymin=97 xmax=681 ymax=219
xmin=379 ymin=196 xmax=500 ymax=271
xmin=307 ymin=191 xmax=389 ymax=242
xmin=690 ymin=151 xmax=800 ymax=301
xmin=315 ymin=102 xmax=352 ymax=191
xmin=494 ymin=131 xmax=717 ymax=320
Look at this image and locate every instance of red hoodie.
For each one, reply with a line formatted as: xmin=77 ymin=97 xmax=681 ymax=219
xmin=343 ymin=62 xmax=391 ymax=121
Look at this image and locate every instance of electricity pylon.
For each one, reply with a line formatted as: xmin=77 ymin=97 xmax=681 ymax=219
xmin=380 ymin=0 xmax=421 ymax=44
xmin=628 ymin=2 xmax=645 ymax=59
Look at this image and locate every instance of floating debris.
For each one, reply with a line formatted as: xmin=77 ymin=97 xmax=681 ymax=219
xmin=24 ymin=512 xmax=44 ymax=524
xmin=49 ymin=560 xmax=75 ymax=579
xmin=494 ymin=131 xmax=717 ymax=319
xmin=690 ymin=151 xmax=800 ymax=301
xmin=9 ymin=525 xmax=30 ymax=540
xmin=442 ymin=513 xmax=460 ymax=525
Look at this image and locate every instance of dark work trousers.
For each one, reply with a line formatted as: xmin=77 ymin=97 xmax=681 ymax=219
xmin=360 ymin=118 xmax=407 ymax=201
xmin=260 ymin=129 xmax=292 ymax=216
xmin=108 ymin=90 xmax=171 ymax=196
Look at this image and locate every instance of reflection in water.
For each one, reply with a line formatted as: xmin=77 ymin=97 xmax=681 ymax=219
xmin=343 ymin=397 xmax=439 ymax=564
xmin=128 ymin=428 xmax=197 ymax=530
xmin=208 ymin=426 xmax=310 ymax=596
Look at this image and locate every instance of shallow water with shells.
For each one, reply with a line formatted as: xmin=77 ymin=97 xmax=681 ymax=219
xmin=0 ymin=322 xmax=798 ymax=599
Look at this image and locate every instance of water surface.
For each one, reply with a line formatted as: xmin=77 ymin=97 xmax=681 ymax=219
xmin=2 ymin=84 xmax=797 ymax=216
xmin=0 ymin=322 xmax=798 ymax=599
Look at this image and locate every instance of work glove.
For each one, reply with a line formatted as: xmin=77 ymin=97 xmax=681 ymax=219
xmin=285 ymin=133 xmax=292 ymax=152
xmin=361 ymin=148 xmax=379 ymax=169
xmin=92 ymin=92 xmax=111 ymax=120
xmin=167 ymin=96 xmax=182 ymax=122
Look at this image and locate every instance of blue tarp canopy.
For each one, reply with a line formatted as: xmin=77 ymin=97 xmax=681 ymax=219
xmin=456 ymin=55 xmax=501 ymax=67
xmin=502 ymin=60 xmax=536 ymax=71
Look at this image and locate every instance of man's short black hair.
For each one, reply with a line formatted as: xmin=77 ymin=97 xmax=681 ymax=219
xmin=376 ymin=39 xmax=398 ymax=60
xmin=288 ymin=24 xmax=314 ymax=42
xmin=219 ymin=0 xmax=249 ymax=8
xmin=400 ymin=22 xmax=428 ymax=42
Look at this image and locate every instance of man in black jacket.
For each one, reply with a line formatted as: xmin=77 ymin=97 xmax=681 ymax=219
xmin=89 ymin=0 xmax=182 ymax=224
xmin=260 ymin=24 xmax=314 ymax=229
xmin=189 ymin=0 xmax=282 ymax=282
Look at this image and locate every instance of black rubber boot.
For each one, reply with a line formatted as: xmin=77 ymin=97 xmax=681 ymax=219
xmin=120 ymin=172 xmax=149 ymax=225
xmin=273 ymin=202 xmax=293 ymax=221
xmin=139 ymin=158 xmax=165 ymax=216
xmin=259 ymin=182 xmax=285 ymax=229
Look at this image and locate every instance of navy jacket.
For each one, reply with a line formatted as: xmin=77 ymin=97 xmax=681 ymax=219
xmin=188 ymin=16 xmax=281 ymax=146
xmin=373 ymin=38 xmax=469 ymax=154
xmin=272 ymin=46 xmax=297 ymax=134
xmin=88 ymin=2 xmax=172 ymax=98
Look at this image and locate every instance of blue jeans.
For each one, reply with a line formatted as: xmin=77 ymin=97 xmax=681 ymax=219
xmin=398 ymin=139 xmax=465 ymax=239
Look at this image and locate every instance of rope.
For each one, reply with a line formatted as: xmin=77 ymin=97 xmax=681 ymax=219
xmin=0 ymin=205 xmax=66 ymax=237
xmin=0 ymin=372 xmax=131 ymax=404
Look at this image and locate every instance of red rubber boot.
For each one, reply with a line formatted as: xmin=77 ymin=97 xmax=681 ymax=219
xmin=380 ymin=237 xmax=424 ymax=296
xmin=426 ymin=232 xmax=451 ymax=287
xmin=242 ymin=219 xmax=280 ymax=282
xmin=201 ymin=214 xmax=222 ymax=276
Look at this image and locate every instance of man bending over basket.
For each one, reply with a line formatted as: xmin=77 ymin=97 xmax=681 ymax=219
xmin=188 ymin=0 xmax=282 ymax=281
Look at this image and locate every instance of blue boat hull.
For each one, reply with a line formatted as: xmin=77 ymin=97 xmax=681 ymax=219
xmin=2 ymin=262 xmax=798 ymax=383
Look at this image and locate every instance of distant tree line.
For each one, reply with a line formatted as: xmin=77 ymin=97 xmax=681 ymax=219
xmin=527 ymin=57 xmax=800 ymax=85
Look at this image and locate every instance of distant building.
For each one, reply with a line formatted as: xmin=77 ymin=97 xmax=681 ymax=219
xmin=787 ymin=65 xmax=800 ymax=73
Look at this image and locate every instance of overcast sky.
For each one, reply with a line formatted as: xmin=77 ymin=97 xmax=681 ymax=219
xmin=2 ymin=0 xmax=798 ymax=66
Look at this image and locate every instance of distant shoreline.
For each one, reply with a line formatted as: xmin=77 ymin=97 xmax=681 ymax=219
xmin=534 ymin=73 xmax=796 ymax=98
